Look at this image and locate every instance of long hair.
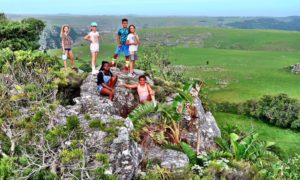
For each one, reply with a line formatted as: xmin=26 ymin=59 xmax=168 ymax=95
xmin=100 ymin=61 xmax=109 ymax=71
xmin=60 ymin=24 xmax=70 ymax=38
xmin=99 ymin=61 xmax=112 ymax=75
xmin=128 ymin=24 xmax=136 ymax=33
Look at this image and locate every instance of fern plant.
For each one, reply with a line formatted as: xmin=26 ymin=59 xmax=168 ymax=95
xmin=180 ymin=142 xmax=197 ymax=165
xmin=128 ymin=81 xmax=197 ymax=144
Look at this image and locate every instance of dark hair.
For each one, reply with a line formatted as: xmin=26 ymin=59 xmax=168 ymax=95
xmin=122 ymin=18 xmax=128 ymax=23
xmin=138 ymin=75 xmax=146 ymax=80
xmin=128 ymin=24 xmax=136 ymax=33
xmin=100 ymin=61 xmax=109 ymax=71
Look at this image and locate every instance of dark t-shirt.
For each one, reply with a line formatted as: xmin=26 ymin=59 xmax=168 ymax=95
xmin=97 ymin=70 xmax=112 ymax=85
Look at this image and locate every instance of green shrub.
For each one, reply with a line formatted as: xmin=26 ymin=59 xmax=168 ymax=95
xmin=66 ymin=115 xmax=80 ymax=130
xmin=88 ymin=119 xmax=105 ymax=130
xmin=216 ymin=94 xmax=300 ymax=131
xmin=216 ymin=102 xmax=239 ymax=114
xmin=95 ymin=153 xmax=109 ymax=165
xmin=0 ymin=15 xmax=45 ymax=51
xmin=291 ymin=119 xmax=300 ymax=130
xmin=60 ymin=149 xmax=84 ymax=164
xmin=257 ymin=94 xmax=300 ymax=128
xmin=0 ymin=157 xmax=14 ymax=179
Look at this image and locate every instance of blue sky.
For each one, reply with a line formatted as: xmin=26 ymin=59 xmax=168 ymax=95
xmin=0 ymin=0 xmax=299 ymax=16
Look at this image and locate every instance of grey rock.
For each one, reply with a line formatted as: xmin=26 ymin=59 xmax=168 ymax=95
xmin=146 ymin=146 xmax=189 ymax=170
xmin=290 ymin=63 xmax=300 ymax=74
xmin=50 ymin=68 xmax=143 ymax=179
xmin=181 ymin=96 xmax=221 ymax=153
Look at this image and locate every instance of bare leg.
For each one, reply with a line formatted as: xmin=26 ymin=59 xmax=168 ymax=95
xmin=64 ymin=60 xmax=67 ymax=70
xmin=100 ymin=88 xmax=114 ymax=101
xmin=69 ymin=51 xmax=75 ymax=68
xmin=107 ymin=75 xmax=118 ymax=88
xmin=91 ymin=52 xmax=95 ymax=67
xmin=94 ymin=52 xmax=98 ymax=67
xmin=130 ymin=61 xmax=135 ymax=74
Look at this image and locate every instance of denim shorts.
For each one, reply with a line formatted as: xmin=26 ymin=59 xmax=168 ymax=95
xmin=115 ymin=45 xmax=129 ymax=57
xmin=97 ymin=85 xmax=102 ymax=94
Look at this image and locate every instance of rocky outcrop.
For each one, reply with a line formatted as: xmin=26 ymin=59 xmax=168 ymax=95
xmin=51 ymin=68 xmax=142 ymax=179
xmin=289 ymin=63 xmax=300 ymax=74
xmin=181 ymin=96 xmax=221 ymax=153
xmin=50 ymin=67 xmax=221 ymax=179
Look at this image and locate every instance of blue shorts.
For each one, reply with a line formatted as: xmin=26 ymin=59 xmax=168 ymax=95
xmin=115 ymin=45 xmax=129 ymax=57
xmin=97 ymin=85 xmax=102 ymax=94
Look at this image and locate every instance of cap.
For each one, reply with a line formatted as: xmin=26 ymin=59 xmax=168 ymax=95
xmin=91 ymin=22 xmax=98 ymax=27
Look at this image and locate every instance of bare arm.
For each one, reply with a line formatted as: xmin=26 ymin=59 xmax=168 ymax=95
xmin=117 ymin=35 xmax=121 ymax=46
xmin=101 ymin=83 xmax=113 ymax=90
xmin=135 ymin=34 xmax=140 ymax=45
xmin=61 ymin=36 xmax=65 ymax=52
xmin=84 ymin=34 xmax=92 ymax=42
xmin=124 ymin=84 xmax=138 ymax=89
xmin=126 ymin=40 xmax=136 ymax=45
xmin=61 ymin=41 xmax=65 ymax=52
xmin=146 ymin=84 xmax=155 ymax=95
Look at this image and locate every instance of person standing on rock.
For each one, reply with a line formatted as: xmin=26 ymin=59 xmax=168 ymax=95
xmin=84 ymin=22 xmax=100 ymax=75
xmin=126 ymin=24 xmax=140 ymax=77
xmin=60 ymin=24 xmax=75 ymax=71
xmin=123 ymin=75 xmax=156 ymax=104
xmin=110 ymin=18 xmax=130 ymax=72
xmin=97 ymin=61 xmax=118 ymax=101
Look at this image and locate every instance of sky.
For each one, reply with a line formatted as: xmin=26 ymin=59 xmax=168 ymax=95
xmin=0 ymin=0 xmax=299 ymax=17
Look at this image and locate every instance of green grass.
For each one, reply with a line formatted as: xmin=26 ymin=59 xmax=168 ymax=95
xmin=169 ymin=48 xmax=300 ymax=102
xmin=140 ymin=27 xmax=300 ymax=51
xmin=215 ymin=112 xmax=300 ymax=158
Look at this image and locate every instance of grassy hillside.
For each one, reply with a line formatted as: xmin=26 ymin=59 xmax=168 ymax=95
xmin=215 ymin=112 xmax=300 ymax=158
xmin=170 ymin=48 xmax=300 ymax=102
xmin=140 ymin=27 xmax=300 ymax=51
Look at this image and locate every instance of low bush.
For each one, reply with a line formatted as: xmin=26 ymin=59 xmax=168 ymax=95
xmin=216 ymin=94 xmax=300 ymax=131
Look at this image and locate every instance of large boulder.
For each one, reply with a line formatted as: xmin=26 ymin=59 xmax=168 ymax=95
xmin=146 ymin=146 xmax=189 ymax=170
xmin=181 ymin=96 xmax=221 ymax=153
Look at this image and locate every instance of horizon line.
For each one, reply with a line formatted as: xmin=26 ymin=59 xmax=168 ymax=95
xmin=5 ymin=13 xmax=300 ymax=18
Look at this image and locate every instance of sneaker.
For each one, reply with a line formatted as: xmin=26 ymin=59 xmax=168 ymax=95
xmin=127 ymin=73 xmax=134 ymax=78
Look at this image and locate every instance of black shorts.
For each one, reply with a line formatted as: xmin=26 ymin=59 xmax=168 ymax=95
xmin=64 ymin=48 xmax=71 ymax=51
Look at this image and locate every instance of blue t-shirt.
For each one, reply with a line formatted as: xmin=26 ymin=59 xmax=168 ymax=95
xmin=118 ymin=28 xmax=129 ymax=45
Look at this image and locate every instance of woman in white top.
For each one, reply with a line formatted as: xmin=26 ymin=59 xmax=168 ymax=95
xmin=84 ymin=22 xmax=100 ymax=75
xmin=126 ymin=25 xmax=140 ymax=77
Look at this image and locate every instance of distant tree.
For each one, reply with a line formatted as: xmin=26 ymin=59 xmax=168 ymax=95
xmin=0 ymin=14 xmax=45 ymax=51
xmin=0 ymin=13 xmax=7 ymax=22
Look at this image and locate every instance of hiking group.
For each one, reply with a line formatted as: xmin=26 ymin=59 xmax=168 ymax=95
xmin=61 ymin=18 xmax=155 ymax=104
